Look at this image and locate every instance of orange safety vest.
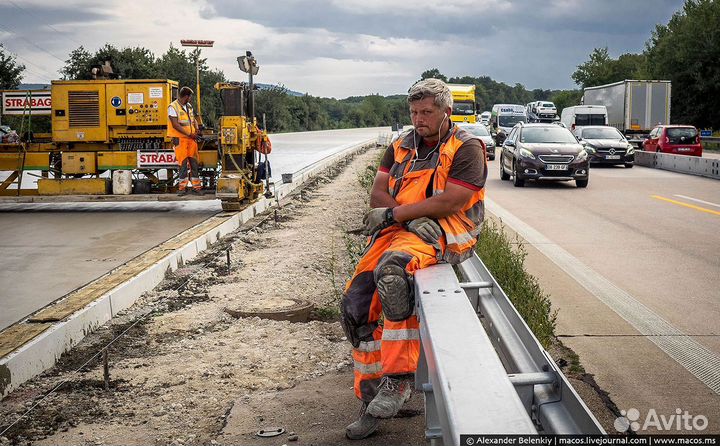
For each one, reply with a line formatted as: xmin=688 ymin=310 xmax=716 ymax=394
xmin=167 ymin=100 xmax=196 ymax=138
xmin=387 ymin=126 xmax=486 ymax=264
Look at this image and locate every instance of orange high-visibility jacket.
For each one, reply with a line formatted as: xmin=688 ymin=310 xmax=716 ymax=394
xmin=167 ymin=100 xmax=196 ymax=139
xmin=387 ymin=126 xmax=485 ymax=264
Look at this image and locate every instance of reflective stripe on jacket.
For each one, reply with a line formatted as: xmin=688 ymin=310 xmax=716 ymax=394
xmin=167 ymin=100 xmax=195 ymax=138
xmin=387 ymin=126 xmax=486 ymax=264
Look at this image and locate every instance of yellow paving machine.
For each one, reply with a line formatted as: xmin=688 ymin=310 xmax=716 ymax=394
xmin=0 ymin=52 xmax=270 ymax=211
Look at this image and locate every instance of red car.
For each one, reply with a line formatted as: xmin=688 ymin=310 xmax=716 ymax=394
xmin=643 ymin=125 xmax=703 ymax=156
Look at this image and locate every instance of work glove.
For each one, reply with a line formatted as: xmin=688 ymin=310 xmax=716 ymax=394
xmin=363 ymin=207 xmax=396 ymax=235
xmin=406 ymin=217 xmax=442 ymax=245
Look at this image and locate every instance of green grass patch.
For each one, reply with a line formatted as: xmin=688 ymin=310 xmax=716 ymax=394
xmin=357 ymin=149 xmax=385 ymax=193
xmin=358 ymin=164 xmax=377 ymax=192
xmin=476 ymin=219 xmax=558 ymax=348
xmin=314 ymin=305 xmax=341 ymax=321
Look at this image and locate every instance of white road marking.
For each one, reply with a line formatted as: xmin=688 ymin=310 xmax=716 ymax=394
xmin=674 ymin=194 xmax=720 ymax=209
xmin=485 ymin=197 xmax=720 ymax=395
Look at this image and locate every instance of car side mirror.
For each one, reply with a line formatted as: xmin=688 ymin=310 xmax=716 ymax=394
xmin=505 ymin=140 xmax=515 ymax=148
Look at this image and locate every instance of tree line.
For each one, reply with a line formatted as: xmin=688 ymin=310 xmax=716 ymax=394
xmin=0 ymin=0 xmax=717 ymax=132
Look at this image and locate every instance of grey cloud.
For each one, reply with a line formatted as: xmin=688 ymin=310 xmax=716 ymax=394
xmin=203 ymin=0 xmax=682 ymax=41
xmin=0 ymin=4 xmax=109 ymax=30
xmin=202 ymin=0 xmax=499 ymax=40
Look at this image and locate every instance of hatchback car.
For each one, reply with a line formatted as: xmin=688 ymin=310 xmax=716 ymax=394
xmin=459 ymin=123 xmax=496 ymax=160
xmin=643 ymin=125 xmax=703 ymax=156
xmin=577 ymin=126 xmax=635 ymax=168
xmin=500 ymin=123 xmax=589 ymax=188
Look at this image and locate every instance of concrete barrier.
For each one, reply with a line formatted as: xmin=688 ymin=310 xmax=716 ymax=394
xmin=0 ymin=138 xmax=377 ymax=398
xmin=635 ymin=150 xmax=720 ymax=180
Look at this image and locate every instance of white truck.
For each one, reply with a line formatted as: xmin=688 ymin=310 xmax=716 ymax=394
xmin=582 ymin=80 xmax=671 ymax=142
xmin=490 ymin=104 xmax=527 ymax=145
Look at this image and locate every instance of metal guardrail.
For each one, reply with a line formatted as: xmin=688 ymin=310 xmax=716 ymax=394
xmin=634 ymin=150 xmax=720 ymax=180
xmin=414 ymin=253 xmax=604 ymax=445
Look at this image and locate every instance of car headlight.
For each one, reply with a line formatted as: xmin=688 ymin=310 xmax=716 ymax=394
xmin=626 ymin=143 xmax=635 ymax=154
xmin=519 ymin=148 xmax=535 ymax=159
xmin=582 ymin=143 xmax=596 ymax=154
xmin=576 ymin=150 xmax=589 ymax=162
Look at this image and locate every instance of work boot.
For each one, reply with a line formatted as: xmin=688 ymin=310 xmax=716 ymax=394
xmin=366 ymin=375 xmax=412 ymax=419
xmin=345 ymin=402 xmax=380 ymax=440
xmin=177 ymin=189 xmax=188 ymax=196
xmin=191 ymin=188 xmax=204 ymax=196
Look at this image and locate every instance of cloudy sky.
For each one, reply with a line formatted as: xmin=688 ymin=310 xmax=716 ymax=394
xmin=0 ymin=0 xmax=684 ymax=98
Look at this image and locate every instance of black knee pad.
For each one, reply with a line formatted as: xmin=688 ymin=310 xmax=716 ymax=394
xmin=375 ymin=264 xmax=413 ymax=321
xmin=341 ymin=296 xmax=377 ymax=348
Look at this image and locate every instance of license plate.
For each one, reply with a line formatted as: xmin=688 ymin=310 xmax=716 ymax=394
xmin=606 ymin=155 xmax=621 ymax=160
xmin=545 ymin=164 xmax=568 ymax=171
xmin=678 ymin=147 xmax=692 ymax=152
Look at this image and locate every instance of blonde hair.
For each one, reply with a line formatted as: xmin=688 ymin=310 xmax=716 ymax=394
xmin=407 ymin=78 xmax=453 ymax=110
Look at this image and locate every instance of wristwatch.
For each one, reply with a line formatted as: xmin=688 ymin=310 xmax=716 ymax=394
xmin=384 ymin=207 xmax=396 ymax=225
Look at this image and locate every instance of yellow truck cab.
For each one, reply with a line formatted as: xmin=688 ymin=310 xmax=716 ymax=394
xmin=447 ymin=84 xmax=476 ymax=123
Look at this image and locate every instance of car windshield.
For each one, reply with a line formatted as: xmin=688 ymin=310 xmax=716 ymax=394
xmin=453 ymin=101 xmax=475 ymax=115
xmin=461 ymin=125 xmax=489 ymax=137
xmin=582 ymin=127 xmax=624 ymax=140
xmin=541 ymin=103 xmax=554 ymax=108
xmin=499 ymin=115 xmax=526 ymax=127
xmin=576 ymin=113 xmax=606 ymax=126
xmin=521 ymin=127 xmax=577 ymax=144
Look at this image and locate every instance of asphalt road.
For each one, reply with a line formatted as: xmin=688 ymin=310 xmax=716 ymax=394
xmin=0 ymin=127 xmax=388 ymax=331
xmin=485 ymin=158 xmax=720 ymax=433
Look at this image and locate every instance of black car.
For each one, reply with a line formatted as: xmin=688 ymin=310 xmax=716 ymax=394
xmin=576 ymin=126 xmax=635 ymax=168
xmin=500 ymin=123 xmax=589 ymax=188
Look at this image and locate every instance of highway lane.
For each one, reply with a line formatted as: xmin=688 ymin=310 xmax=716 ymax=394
xmin=0 ymin=127 xmax=389 ymax=331
xmin=485 ymin=159 xmax=720 ymax=431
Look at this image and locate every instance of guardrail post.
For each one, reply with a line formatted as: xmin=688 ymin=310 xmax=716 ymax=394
xmin=416 ymin=348 xmax=444 ymax=444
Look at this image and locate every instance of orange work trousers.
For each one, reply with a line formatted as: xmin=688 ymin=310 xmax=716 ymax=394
xmin=342 ymin=225 xmax=440 ymax=402
xmin=174 ymin=137 xmax=201 ymax=191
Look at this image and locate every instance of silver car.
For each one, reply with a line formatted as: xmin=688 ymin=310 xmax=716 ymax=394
xmin=459 ymin=123 xmax=496 ymax=161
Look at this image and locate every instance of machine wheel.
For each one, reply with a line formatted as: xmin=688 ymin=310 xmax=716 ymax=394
xmin=512 ymin=163 xmax=525 ymax=187
xmin=500 ymin=156 xmax=510 ymax=181
xmin=625 ymin=163 xmax=634 ymax=168
xmin=576 ymin=178 xmax=589 ymax=188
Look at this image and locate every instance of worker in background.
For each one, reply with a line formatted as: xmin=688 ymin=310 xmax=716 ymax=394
xmin=167 ymin=86 xmax=203 ymax=196
xmin=342 ymin=78 xmax=487 ymax=440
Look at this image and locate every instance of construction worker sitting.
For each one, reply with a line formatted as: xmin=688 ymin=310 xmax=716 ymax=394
xmin=341 ymin=78 xmax=487 ymax=440
xmin=167 ymin=86 xmax=203 ymax=196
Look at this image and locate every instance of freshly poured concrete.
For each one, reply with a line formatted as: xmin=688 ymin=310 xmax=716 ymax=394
xmin=0 ymin=127 xmax=388 ymax=330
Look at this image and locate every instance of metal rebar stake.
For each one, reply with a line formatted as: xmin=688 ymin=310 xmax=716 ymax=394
xmin=103 ymin=350 xmax=110 ymax=391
